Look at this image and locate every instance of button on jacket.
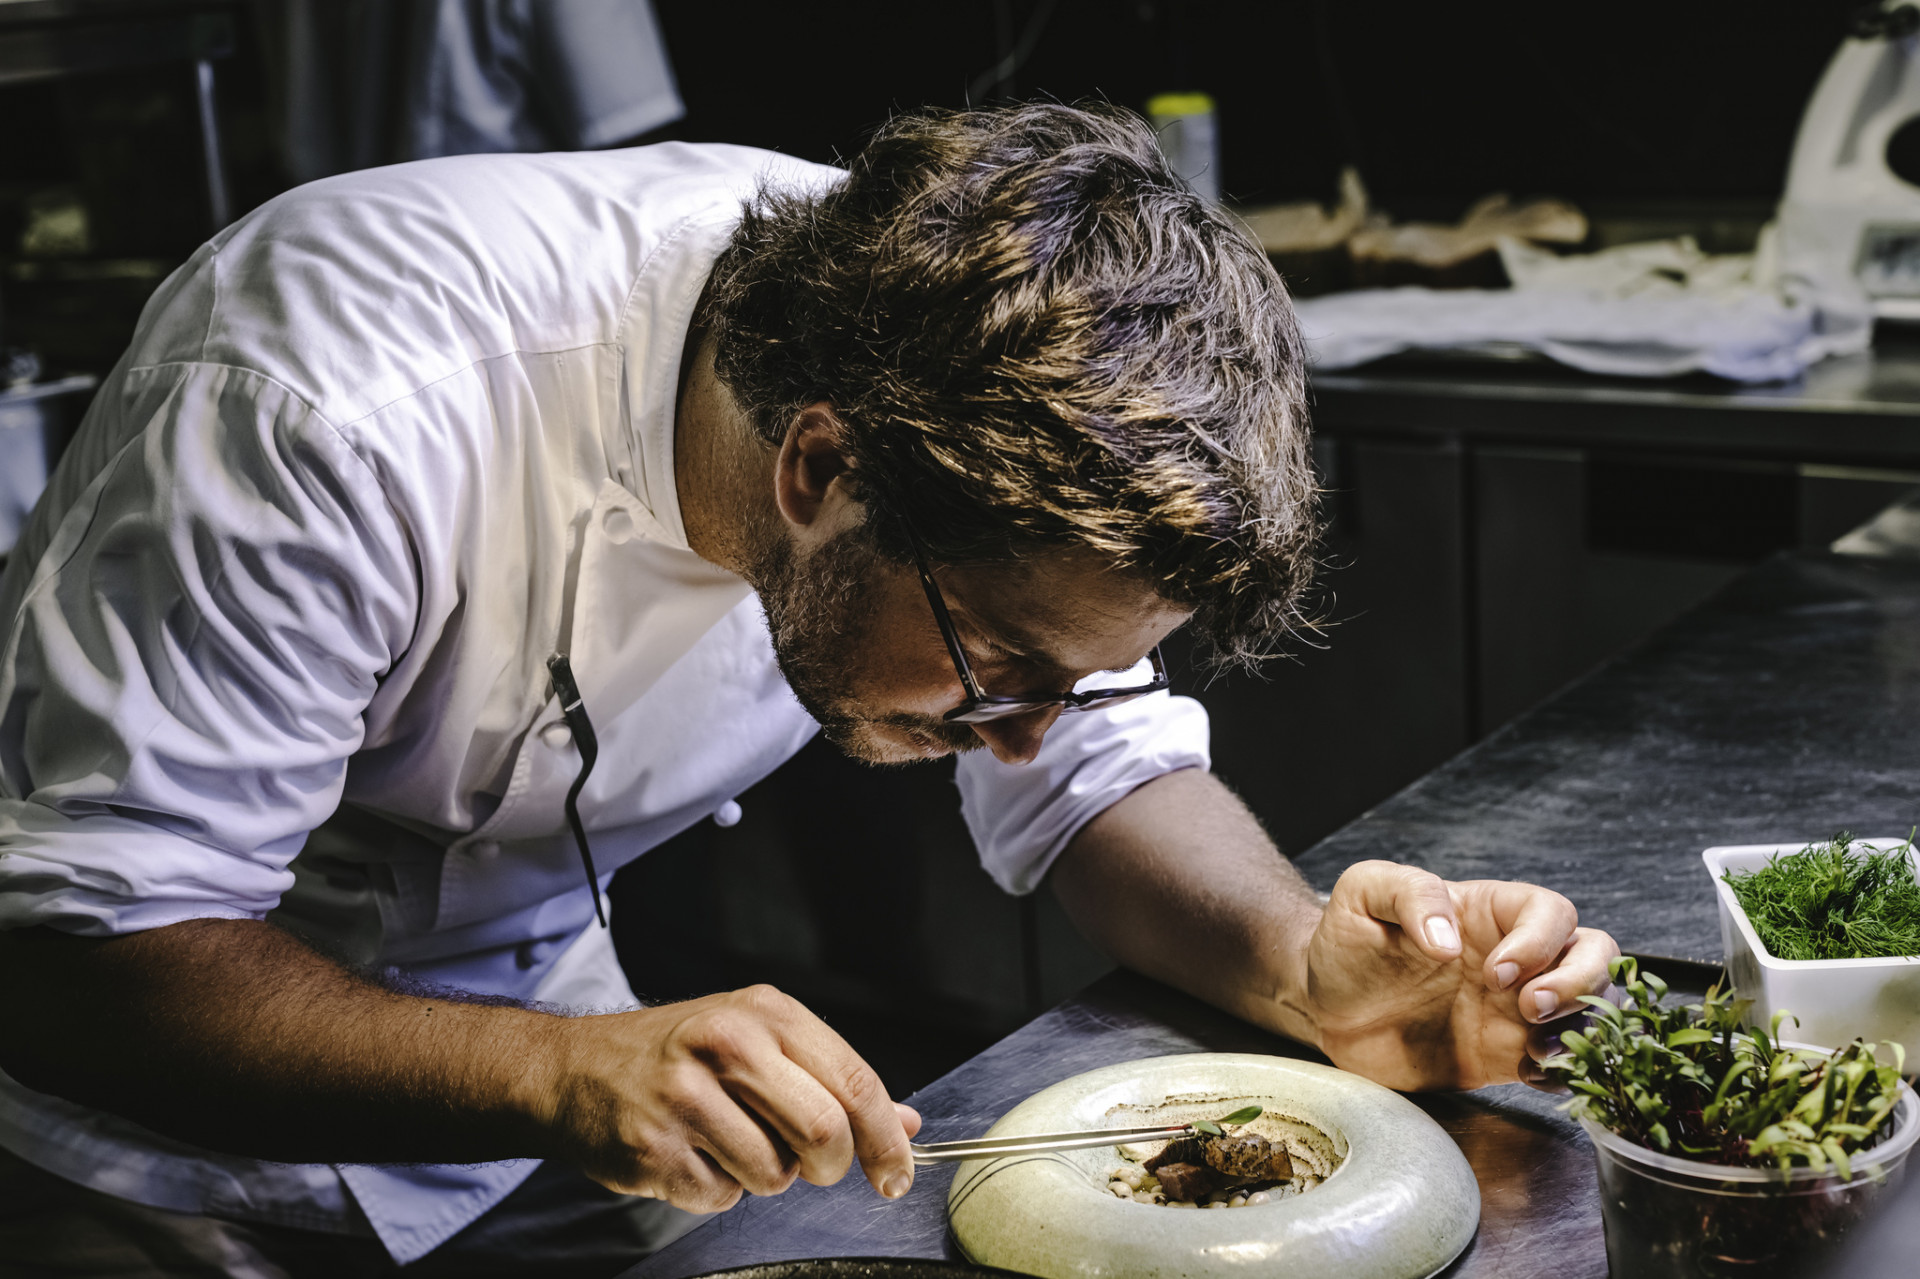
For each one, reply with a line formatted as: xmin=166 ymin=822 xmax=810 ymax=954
xmin=0 ymin=144 xmax=1212 ymax=1261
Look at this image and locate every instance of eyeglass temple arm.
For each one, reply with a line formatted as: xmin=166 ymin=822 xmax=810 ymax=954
xmin=903 ymin=530 xmax=987 ymax=701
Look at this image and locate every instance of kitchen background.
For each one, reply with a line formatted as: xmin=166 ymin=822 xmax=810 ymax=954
xmin=1 ymin=0 xmax=1900 ymax=1094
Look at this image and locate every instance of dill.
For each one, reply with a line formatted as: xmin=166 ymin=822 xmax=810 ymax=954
xmin=1723 ymin=831 xmax=1920 ymax=961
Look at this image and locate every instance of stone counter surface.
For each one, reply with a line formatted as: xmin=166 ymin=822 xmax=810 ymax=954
xmin=1287 ymin=551 xmax=1920 ymax=965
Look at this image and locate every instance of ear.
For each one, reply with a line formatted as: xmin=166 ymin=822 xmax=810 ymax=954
xmin=773 ymin=401 xmax=855 ymax=531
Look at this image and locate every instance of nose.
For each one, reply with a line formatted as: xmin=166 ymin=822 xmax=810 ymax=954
xmin=969 ymin=704 xmax=1065 ymax=765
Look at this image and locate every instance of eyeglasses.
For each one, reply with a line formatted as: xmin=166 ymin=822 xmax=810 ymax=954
xmin=903 ymin=529 xmax=1171 ymax=725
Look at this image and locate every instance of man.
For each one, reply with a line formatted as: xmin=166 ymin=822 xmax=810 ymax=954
xmin=0 ymin=104 xmax=1615 ymax=1275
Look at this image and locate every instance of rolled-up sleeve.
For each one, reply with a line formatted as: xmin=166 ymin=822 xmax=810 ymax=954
xmin=0 ymin=362 xmax=414 ymax=936
xmin=956 ymin=690 xmax=1210 ymax=896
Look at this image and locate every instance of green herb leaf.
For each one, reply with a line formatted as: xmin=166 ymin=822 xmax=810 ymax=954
xmin=1216 ymin=1105 xmax=1264 ymax=1126
xmin=1723 ymin=832 xmax=1920 ymax=961
xmin=1191 ymin=1120 xmax=1222 ymax=1136
xmin=1542 ymin=958 xmax=1905 ymax=1173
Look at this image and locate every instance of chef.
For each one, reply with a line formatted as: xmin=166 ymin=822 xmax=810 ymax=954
xmin=0 ymin=104 xmax=1617 ymax=1275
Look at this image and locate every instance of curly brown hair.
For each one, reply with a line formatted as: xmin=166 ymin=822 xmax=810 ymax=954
xmin=704 ymin=102 xmax=1319 ymax=669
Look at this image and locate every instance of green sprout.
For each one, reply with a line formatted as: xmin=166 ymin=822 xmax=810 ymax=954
xmin=1543 ymin=956 xmax=1905 ymax=1176
xmin=1723 ymin=831 xmax=1920 ymax=961
xmin=1191 ymin=1105 xmax=1263 ymax=1137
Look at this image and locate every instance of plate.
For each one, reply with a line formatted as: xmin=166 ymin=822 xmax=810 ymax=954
xmin=946 ymin=1053 xmax=1479 ymax=1279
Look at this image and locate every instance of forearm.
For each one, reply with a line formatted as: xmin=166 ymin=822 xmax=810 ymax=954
xmin=1047 ymin=769 xmax=1326 ymax=1047
xmin=0 ymin=918 xmax=565 ymax=1164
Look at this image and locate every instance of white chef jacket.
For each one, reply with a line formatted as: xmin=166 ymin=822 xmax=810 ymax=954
xmin=0 ymin=143 xmax=1212 ymax=1262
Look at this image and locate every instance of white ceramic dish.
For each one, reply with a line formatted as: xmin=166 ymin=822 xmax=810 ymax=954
xmin=1704 ymin=839 xmax=1920 ymax=1061
xmin=945 ymin=1053 xmax=1479 ymax=1279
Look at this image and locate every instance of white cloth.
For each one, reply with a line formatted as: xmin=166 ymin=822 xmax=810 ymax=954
xmin=1295 ymin=233 xmax=1870 ymax=384
xmin=265 ymin=0 xmax=684 ymax=184
xmin=408 ymin=0 xmax=685 ymax=157
xmin=0 ymin=144 xmax=1210 ymax=1262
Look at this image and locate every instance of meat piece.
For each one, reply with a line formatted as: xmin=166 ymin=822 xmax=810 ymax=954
xmin=1202 ymin=1134 xmax=1293 ymax=1184
xmin=1144 ymin=1137 xmax=1207 ymax=1174
xmin=1151 ymin=1161 xmax=1226 ymax=1202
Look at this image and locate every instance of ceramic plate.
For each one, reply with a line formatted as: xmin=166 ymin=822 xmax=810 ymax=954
xmin=946 ymin=1053 xmax=1478 ymax=1279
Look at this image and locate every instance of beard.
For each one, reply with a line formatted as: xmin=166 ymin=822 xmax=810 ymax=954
xmin=750 ymin=524 xmax=983 ymax=765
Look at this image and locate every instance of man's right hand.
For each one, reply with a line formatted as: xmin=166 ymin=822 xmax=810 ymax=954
xmin=545 ymin=985 xmax=921 ymax=1212
xmin=0 ymin=920 xmax=917 ymax=1211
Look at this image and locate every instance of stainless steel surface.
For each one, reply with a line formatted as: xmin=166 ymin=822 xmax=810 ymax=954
xmin=907 ymin=1122 xmax=1191 ymax=1165
xmin=1321 ymin=347 xmax=1920 ymax=417
xmin=1312 ymin=348 xmax=1920 ymax=467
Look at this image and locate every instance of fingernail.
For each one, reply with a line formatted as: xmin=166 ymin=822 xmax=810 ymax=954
xmin=1534 ymin=989 xmax=1558 ymax=1020
xmin=883 ymin=1173 xmax=912 ymax=1199
xmin=1494 ymin=961 xmax=1520 ymax=990
xmin=1424 ymin=917 xmax=1459 ymax=952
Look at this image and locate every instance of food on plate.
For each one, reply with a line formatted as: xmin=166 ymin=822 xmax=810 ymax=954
xmin=1100 ymin=1101 xmax=1337 ymax=1208
xmin=1147 ymin=1131 xmax=1294 ymax=1201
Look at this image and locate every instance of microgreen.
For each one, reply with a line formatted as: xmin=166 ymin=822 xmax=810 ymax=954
xmin=1544 ymin=956 xmax=1905 ymax=1174
xmin=1190 ymin=1105 xmax=1263 ymax=1136
xmin=1723 ymin=831 xmax=1920 ymax=961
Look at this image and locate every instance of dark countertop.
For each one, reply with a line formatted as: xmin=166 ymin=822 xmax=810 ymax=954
xmin=626 ymin=552 xmax=1916 ymax=1279
xmin=1312 ymin=347 xmax=1920 ymax=465
xmin=625 ymin=968 xmax=1619 ymax=1279
xmin=1289 ymin=550 xmax=1920 ymax=965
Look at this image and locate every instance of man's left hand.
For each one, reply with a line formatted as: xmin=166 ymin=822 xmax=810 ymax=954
xmin=1291 ymin=860 xmax=1619 ymax=1091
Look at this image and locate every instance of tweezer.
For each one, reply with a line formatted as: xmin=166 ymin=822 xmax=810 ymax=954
xmin=909 ymin=1122 xmax=1195 ymax=1165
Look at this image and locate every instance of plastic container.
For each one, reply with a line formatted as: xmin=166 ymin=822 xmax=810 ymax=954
xmin=1704 ymin=839 xmax=1920 ymax=1061
xmin=1146 ymin=93 xmax=1219 ymax=204
xmin=1583 ymin=1078 xmax=1920 ymax=1277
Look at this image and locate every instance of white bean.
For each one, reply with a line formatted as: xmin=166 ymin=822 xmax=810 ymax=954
xmin=1120 ymin=1166 xmax=1146 ymax=1189
xmin=1204 ymin=1199 xmax=1227 ymax=1209
xmin=1246 ymin=1191 xmax=1270 ymax=1205
xmin=1228 ymin=1195 xmax=1247 ymax=1208
xmin=1132 ymin=1189 xmax=1157 ymax=1204
xmin=1169 ymin=1199 xmax=1196 ymax=1209
xmin=1110 ymin=1180 xmax=1132 ymax=1198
